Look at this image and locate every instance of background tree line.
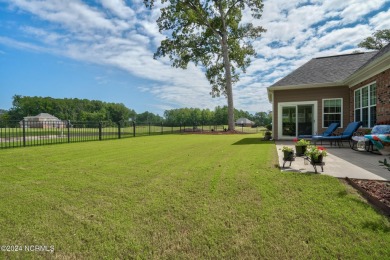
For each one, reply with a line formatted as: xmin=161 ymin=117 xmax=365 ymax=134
xmin=3 ymin=95 xmax=137 ymax=123
xmin=164 ymin=107 xmax=271 ymax=127
xmin=1 ymin=95 xmax=271 ymax=127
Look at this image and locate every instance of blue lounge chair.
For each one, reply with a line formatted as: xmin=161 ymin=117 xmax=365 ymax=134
xmin=298 ymin=122 xmax=340 ymax=139
xmin=313 ymin=121 xmax=363 ymax=147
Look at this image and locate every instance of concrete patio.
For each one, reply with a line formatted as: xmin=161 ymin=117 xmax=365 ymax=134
xmin=276 ymin=141 xmax=390 ymax=180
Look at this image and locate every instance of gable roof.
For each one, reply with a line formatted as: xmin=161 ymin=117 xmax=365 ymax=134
xmin=267 ymin=43 xmax=390 ymax=102
xmin=24 ymin=113 xmax=60 ymax=120
xmin=236 ymin=118 xmax=254 ymax=125
xmin=270 ymin=51 xmax=377 ymax=88
xmin=357 ymin=42 xmax=390 ymax=72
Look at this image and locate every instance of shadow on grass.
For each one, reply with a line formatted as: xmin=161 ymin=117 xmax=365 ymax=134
xmin=337 ymin=190 xmax=348 ymax=197
xmin=362 ymin=220 xmax=390 ymax=233
xmin=232 ymin=138 xmax=274 ymax=145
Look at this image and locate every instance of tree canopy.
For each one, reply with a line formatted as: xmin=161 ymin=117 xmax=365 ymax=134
xmin=2 ymin=95 xmax=272 ymax=127
xmin=163 ymin=106 xmax=271 ymax=127
xmin=7 ymin=95 xmax=136 ymax=123
xmin=358 ymin=29 xmax=390 ymax=50
xmin=144 ymin=0 xmax=266 ymax=130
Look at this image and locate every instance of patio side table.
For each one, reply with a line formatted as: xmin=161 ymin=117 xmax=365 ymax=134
xmin=351 ymin=135 xmax=372 ymax=152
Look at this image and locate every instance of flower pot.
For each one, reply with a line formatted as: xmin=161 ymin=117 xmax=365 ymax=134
xmin=283 ymin=151 xmax=294 ymax=161
xmin=295 ymin=145 xmax=307 ymax=156
xmin=311 ymin=155 xmax=323 ymax=164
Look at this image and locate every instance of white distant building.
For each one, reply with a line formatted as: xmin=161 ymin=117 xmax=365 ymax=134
xmin=20 ymin=113 xmax=65 ymax=128
xmin=235 ymin=118 xmax=255 ymax=127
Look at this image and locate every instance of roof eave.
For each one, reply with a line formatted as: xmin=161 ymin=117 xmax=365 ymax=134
xmin=268 ymin=82 xmax=343 ymax=91
xmin=267 ymin=82 xmax=344 ymax=103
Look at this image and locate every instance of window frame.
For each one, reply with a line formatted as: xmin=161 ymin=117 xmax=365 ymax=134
xmin=354 ymin=82 xmax=377 ymax=128
xmin=322 ymin=98 xmax=343 ymax=128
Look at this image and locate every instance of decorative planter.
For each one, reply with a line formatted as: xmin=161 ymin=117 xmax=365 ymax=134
xmin=283 ymin=151 xmax=294 ymax=161
xmin=282 ymin=150 xmax=294 ymax=168
xmin=264 ymin=132 xmax=272 ymax=140
xmin=295 ymin=145 xmax=307 ymax=156
xmin=311 ymin=155 xmax=323 ymax=164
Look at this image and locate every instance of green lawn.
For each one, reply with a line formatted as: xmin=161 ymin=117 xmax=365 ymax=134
xmin=0 ymin=134 xmax=389 ymax=259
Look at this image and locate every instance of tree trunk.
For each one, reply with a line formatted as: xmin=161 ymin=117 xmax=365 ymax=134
xmin=219 ymin=5 xmax=235 ymax=131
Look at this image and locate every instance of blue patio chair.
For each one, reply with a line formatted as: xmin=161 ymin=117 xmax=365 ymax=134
xmin=313 ymin=121 xmax=363 ymax=147
xmin=298 ymin=122 xmax=339 ymax=139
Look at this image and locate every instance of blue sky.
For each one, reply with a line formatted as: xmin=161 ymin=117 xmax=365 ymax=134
xmin=0 ymin=0 xmax=389 ymax=116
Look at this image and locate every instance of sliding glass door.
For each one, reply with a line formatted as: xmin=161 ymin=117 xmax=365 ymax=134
xmin=282 ymin=106 xmax=296 ymax=136
xmin=297 ymin=105 xmax=313 ymax=136
xmin=278 ymin=102 xmax=317 ymax=139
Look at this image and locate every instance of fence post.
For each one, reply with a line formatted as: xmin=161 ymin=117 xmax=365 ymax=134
xmin=149 ymin=122 xmax=151 ymax=135
xmin=118 ymin=122 xmax=121 ymax=139
xmin=99 ymin=121 xmax=102 ymax=140
xmin=67 ymin=120 xmax=71 ymax=143
xmin=133 ymin=121 xmax=136 ymax=137
xmin=161 ymin=122 xmax=163 ymax=135
xmin=22 ymin=119 xmax=26 ymax=147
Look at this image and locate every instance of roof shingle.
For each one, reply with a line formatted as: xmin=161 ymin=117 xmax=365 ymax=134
xmin=270 ymin=51 xmax=377 ymax=87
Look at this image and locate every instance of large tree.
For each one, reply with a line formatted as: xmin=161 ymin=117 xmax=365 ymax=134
xmin=358 ymin=29 xmax=390 ymax=50
xmin=144 ymin=0 xmax=266 ymax=130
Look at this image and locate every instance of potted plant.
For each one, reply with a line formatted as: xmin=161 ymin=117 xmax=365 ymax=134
xmin=264 ymin=131 xmax=272 ymax=140
xmin=294 ymin=138 xmax=311 ymax=156
xmin=304 ymin=145 xmax=327 ymax=164
xmin=282 ymin=146 xmax=294 ymax=161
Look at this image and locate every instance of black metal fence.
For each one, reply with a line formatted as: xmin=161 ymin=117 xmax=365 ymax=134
xmin=0 ymin=120 xmax=266 ymax=149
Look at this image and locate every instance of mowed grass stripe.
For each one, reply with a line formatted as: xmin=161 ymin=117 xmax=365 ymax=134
xmin=0 ymin=134 xmax=389 ymax=259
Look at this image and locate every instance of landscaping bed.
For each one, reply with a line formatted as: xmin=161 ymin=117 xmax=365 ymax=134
xmin=346 ymin=178 xmax=390 ymax=216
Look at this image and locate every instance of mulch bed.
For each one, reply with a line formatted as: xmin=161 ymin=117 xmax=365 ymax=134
xmin=346 ymin=178 xmax=390 ymax=216
xmin=351 ymin=179 xmax=390 ymax=208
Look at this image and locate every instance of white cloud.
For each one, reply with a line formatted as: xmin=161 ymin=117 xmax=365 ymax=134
xmin=339 ymin=0 xmax=387 ymax=24
xmin=0 ymin=36 xmax=48 ymax=53
xmin=100 ymin=0 xmax=135 ymax=19
xmin=369 ymin=9 xmax=390 ymax=29
xmin=310 ymin=25 xmax=372 ymax=50
xmin=8 ymin=0 xmax=123 ymax=33
xmin=1 ymin=0 xmax=389 ymax=113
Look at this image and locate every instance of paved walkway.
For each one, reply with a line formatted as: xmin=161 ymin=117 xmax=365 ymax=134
xmin=276 ymin=141 xmax=390 ymax=180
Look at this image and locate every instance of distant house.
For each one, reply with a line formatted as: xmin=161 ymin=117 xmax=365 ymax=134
xmin=20 ymin=113 xmax=65 ymax=128
xmin=267 ymin=43 xmax=390 ymax=140
xmin=236 ymin=118 xmax=255 ymax=127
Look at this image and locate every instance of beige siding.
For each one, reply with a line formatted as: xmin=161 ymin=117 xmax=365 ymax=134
xmin=273 ymin=86 xmax=350 ymax=139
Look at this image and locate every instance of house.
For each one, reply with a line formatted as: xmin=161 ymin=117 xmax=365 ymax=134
xmin=267 ymin=43 xmax=390 ymax=140
xmin=20 ymin=113 xmax=65 ymax=128
xmin=236 ymin=118 xmax=255 ymax=127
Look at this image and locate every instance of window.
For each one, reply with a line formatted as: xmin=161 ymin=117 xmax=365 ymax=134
xmin=323 ymin=98 xmax=342 ymax=127
xmin=354 ymin=83 xmax=376 ymax=128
